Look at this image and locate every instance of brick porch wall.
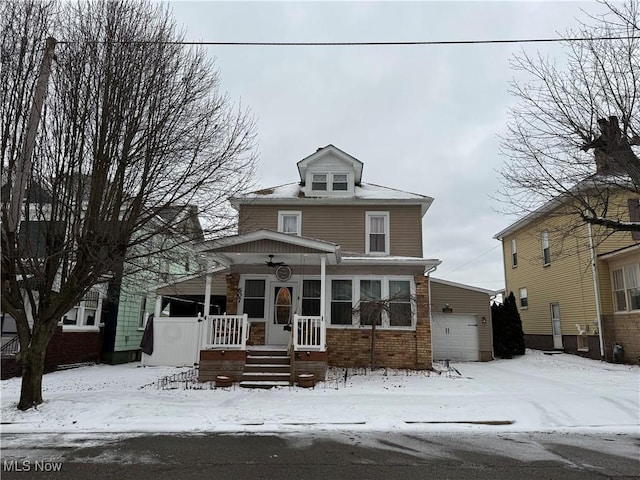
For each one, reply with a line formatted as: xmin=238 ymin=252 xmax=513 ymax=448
xmin=248 ymin=322 xmax=265 ymax=346
xmin=225 ymin=273 xmax=240 ymax=315
xmin=326 ymin=328 xmax=419 ymax=368
xmin=601 ymin=312 xmax=640 ymax=364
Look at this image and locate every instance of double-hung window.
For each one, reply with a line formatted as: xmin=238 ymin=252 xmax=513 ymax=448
xmin=332 ymin=174 xmax=348 ymax=191
xmin=366 ymin=212 xmax=389 ymax=254
xmin=311 ymin=174 xmax=327 ymax=191
xmin=541 ymin=231 xmax=550 ymax=266
xmin=519 ymin=287 xmax=528 ymax=308
xmin=330 ymin=280 xmax=353 ymax=325
xmin=63 ymin=290 xmax=101 ymax=327
xmin=613 ymin=264 xmax=640 ymax=311
xmin=243 ymin=279 xmax=266 ymax=318
xmin=511 ymin=239 xmax=518 ymax=267
xmin=359 ymin=280 xmax=382 ymax=326
xmin=302 ymin=280 xmax=321 ymax=316
xmin=388 ymin=280 xmax=412 ymax=326
xmin=278 ymin=211 xmax=301 ymax=236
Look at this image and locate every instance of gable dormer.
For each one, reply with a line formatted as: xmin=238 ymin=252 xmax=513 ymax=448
xmin=297 ymin=144 xmax=363 ymax=197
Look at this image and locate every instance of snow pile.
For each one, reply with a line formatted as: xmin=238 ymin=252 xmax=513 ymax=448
xmin=1 ymin=350 xmax=637 ymax=434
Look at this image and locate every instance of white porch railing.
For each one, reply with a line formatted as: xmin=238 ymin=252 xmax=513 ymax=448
xmin=200 ymin=314 xmax=249 ymax=350
xmin=293 ymin=314 xmax=326 ymax=351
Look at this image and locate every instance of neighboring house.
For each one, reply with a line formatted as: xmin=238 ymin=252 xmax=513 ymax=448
xmin=430 ymin=278 xmax=495 ymax=362
xmin=1 ymin=181 xmax=204 ymax=375
xmin=146 ymin=145 xmax=446 ymax=383
xmin=494 ymin=190 xmax=640 ymax=364
xmin=100 ymin=205 xmax=205 ymax=364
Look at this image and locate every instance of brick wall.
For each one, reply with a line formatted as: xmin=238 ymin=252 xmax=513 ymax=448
xmin=225 ymin=273 xmax=240 ymax=315
xmin=248 ymin=322 xmax=265 ymax=346
xmin=327 ymin=328 xmax=419 ymax=369
xmin=414 ymin=274 xmax=432 ymax=369
xmin=293 ymin=351 xmax=327 ymax=380
xmin=602 ymin=312 xmax=640 ymax=364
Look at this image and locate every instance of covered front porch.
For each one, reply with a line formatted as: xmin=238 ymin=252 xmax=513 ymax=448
xmin=146 ymin=230 xmax=341 ymax=386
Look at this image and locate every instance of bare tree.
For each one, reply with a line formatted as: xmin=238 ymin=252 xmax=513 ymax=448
xmin=498 ymin=0 xmax=640 ymax=241
xmin=1 ymin=0 xmax=257 ymax=410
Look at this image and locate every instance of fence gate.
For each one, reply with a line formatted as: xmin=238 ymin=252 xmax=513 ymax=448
xmin=142 ymin=317 xmax=200 ymax=367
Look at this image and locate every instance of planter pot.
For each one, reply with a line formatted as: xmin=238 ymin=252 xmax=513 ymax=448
xmin=297 ymin=373 xmax=315 ymax=388
xmin=215 ymin=375 xmax=233 ymax=388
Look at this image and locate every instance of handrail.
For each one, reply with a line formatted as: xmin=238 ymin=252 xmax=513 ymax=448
xmin=292 ymin=314 xmax=326 ymax=352
xmin=201 ymin=314 xmax=248 ymax=350
xmin=1 ymin=335 xmax=20 ymax=356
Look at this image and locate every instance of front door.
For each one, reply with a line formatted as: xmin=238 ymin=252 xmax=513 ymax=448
xmin=267 ymin=283 xmax=296 ymax=345
xmin=550 ymin=303 xmax=563 ymax=349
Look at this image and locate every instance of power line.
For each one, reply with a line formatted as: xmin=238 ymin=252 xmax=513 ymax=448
xmin=438 ymin=244 xmax=501 ymax=277
xmin=55 ymin=36 xmax=633 ymax=47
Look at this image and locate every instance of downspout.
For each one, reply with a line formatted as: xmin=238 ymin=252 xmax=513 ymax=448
xmin=424 ymin=264 xmax=438 ymax=368
xmin=587 ymin=223 xmax=605 ymax=359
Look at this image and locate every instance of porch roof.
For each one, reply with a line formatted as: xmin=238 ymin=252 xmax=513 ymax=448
xmin=151 ymin=266 xmax=229 ymax=296
xmin=198 ymin=229 xmax=342 ymax=266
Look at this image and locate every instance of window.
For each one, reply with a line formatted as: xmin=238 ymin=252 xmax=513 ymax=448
xmin=541 ymin=231 xmax=550 ymax=265
xmin=278 ymin=211 xmax=301 ymax=236
xmin=332 ymin=174 xmax=348 ymax=191
xmin=625 ymin=264 xmax=640 ymax=310
xmin=613 ymin=268 xmax=627 ymax=311
xmin=243 ymin=279 xmax=266 ymax=318
xmin=366 ymin=212 xmax=389 ymax=254
xmin=62 ymin=290 xmax=100 ymax=327
xmin=302 ymin=280 xmax=321 ymax=316
xmin=138 ymin=297 xmax=148 ymax=329
xmin=388 ymin=280 xmax=412 ymax=326
xmin=311 ymin=174 xmax=327 ymax=191
xmin=359 ymin=280 xmax=382 ymax=325
xmin=331 ymin=280 xmax=352 ymax=325
xmin=511 ymin=239 xmax=518 ymax=268
xmin=519 ymin=288 xmax=528 ymax=308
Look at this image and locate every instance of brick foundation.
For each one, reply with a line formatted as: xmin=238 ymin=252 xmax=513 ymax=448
xmin=198 ymin=349 xmax=246 ymax=382
xmin=602 ymin=312 xmax=640 ymax=365
xmin=293 ymin=350 xmax=327 ymax=380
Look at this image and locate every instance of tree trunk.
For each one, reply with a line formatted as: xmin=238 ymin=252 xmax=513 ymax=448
xmin=17 ymin=317 xmax=57 ymax=411
xmin=18 ymin=344 xmax=47 ymax=410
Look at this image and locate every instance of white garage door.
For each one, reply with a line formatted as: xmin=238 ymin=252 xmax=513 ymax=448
xmin=432 ymin=314 xmax=480 ymax=362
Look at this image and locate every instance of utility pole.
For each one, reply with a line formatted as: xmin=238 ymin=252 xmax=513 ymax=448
xmin=7 ymin=36 xmax=57 ymax=234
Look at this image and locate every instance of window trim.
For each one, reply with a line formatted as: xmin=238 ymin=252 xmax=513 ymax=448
xmin=510 ymin=239 xmax=517 ymax=268
xmin=519 ymin=287 xmax=528 ymax=309
xmin=331 ymin=173 xmax=349 ymax=191
xmin=365 ymin=211 xmax=390 ymax=255
xmin=241 ymin=277 xmax=267 ymax=320
xmin=311 ymin=173 xmax=328 ymax=191
xmin=611 ymin=263 xmax=640 ymax=313
xmin=61 ymin=289 xmax=102 ymax=331
xmin=541 ymin=231 xmax=551 ymax=266
xmin=278 ymin=211 xmax=302 ymax=236
xmin=327 ymin=275 xmax=416 ymax=329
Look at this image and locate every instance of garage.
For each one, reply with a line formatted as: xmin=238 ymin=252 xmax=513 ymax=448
xmin=432 ymin=313 xmax=480 ymax=362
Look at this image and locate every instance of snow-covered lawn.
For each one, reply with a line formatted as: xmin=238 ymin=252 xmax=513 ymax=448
xmin=1 ymin=350 xmax=638 ymax=434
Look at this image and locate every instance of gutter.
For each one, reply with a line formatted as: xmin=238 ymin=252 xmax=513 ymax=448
xmin=587 ymin=223 xmax=605 ymax=359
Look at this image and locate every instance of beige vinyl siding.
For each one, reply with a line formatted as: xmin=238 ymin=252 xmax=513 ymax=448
xmin=239 ymin=204 xmax=423 ymax=257
xmin=502 ymin=217 xmax=598 ymax=337
xmin=430 ymin=280 xmax=492 ymax=359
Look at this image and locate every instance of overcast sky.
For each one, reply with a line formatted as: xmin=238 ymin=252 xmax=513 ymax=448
xmin=169 ymin=1 xmax=607 ymax=292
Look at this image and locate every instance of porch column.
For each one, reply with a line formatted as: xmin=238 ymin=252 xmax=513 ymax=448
xmin=203 ymin=273 xmax=212 ymax=317
xmin=320 ymin=255 xmax=326 ymax=319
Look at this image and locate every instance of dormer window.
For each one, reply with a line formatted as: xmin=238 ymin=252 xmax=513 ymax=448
xmin=311 ymin=174 xmax=327 ymax=191
xmin=332 ymin=174 xmax=348 ymax=191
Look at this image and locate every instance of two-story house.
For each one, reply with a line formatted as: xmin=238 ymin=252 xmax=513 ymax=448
xmin=145 ymin=145 xmax=444 ymax=383
xmin=494 ymin=189 xmax=640 ymax=365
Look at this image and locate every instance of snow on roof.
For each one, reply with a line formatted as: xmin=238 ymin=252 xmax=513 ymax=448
xmin=231 ymin=182 xmax=433 ymax=206
xmin=430 ymin=277 xmax=497 ymax=296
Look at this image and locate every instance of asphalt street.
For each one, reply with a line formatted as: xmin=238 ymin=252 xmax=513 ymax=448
xmin=1 ymin=431 xmax=639 ymax=479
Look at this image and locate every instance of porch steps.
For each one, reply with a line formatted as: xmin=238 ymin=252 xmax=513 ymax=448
xmin=240 ymin=348 xmax=292 ymax=389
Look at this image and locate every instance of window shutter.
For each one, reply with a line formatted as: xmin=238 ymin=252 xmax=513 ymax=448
xmin=629 ymin=198 xmax=640 ymax=241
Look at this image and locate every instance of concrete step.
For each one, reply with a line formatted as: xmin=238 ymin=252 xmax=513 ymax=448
xmin=244 ymin=364 xmax=290 ymax=374
xmin=241 ymin=372 xmax=291 ymax=383
xmin=246 ymin=355 xmax=291 ymax=365
xmin=246 ymin=348 xmax=289 ymax=357
xmin=239 ymin=380 xmax=291 ymax=389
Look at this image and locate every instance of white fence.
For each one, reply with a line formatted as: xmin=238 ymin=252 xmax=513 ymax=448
xmin=293 ymin=314 xmax=325 ymax=351
xmin=142 ymin=317 xmax=200 ymax=367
